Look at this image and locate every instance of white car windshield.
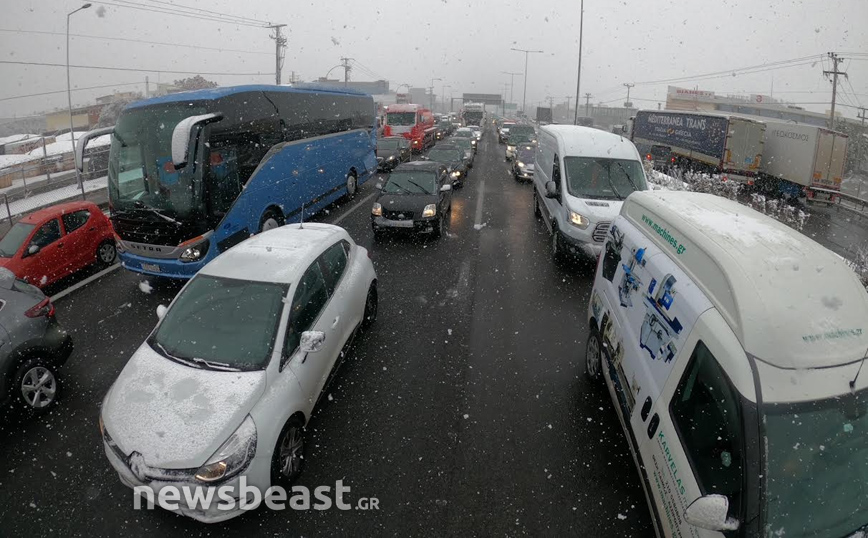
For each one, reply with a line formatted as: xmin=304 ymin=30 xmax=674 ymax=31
xmin=563 ymin=157 xmax=647 ymax=200
xmin=150 ymin=275 xmax=288 ymax=370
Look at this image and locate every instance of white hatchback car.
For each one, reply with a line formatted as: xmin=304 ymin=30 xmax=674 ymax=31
xmin=99 ymin=223 xmax=377 ymax=523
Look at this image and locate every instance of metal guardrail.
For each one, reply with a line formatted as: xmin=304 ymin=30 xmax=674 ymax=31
xmin=808 ymin=186 xmax=868 ymax=217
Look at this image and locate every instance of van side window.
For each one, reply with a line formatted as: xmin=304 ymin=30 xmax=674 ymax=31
xmin=670 ymin=341 xmax=744 ymax=517
xmin=552 ymin=154 xmax=561 ymax=184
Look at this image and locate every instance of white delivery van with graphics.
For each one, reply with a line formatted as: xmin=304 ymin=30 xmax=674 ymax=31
xmin=586 ymin=190 xmax=868 ymax=537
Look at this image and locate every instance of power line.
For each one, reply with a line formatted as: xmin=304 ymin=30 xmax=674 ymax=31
xmin=97 ymin=0 xmax=269 ymax=28
xmin=141 ymin=0 xmax=270 ymax=26
xmin=633 ymin=55 xmax=822 ymax=86
xmin=0 ymin=28 xmax=271 ymax=55
xmin=0 ymin=81 xmax=144 ymax=102
xmin=0 ymin=60 xmax=268 ymax=77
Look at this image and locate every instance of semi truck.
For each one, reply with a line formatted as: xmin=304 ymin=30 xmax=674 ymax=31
xmin=536 ymin=107 xmax=553 ymax=124
xmin=751 ymin=120 xmax=848 ymax=203
xmin=631 ymin=110 xmax=765 ymax=183
xmin=462 ymin=103 xmax=485 ymax=127
xmin=382 ymin=104 xmax=437 ymax=153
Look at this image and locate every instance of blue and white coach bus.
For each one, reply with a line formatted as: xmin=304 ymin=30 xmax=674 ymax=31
xmin=76 ymin=84 xmax=377 ymax=279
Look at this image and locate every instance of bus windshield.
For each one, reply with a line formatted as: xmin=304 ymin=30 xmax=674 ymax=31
xmin=108 ymin=103 xmax=208 ymax=220
xmin=387 ymin=112 xmax=416 ymax=126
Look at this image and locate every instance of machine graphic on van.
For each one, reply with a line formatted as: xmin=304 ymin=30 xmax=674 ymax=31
xmin=640 ymin=275 xmax=683 ymax=363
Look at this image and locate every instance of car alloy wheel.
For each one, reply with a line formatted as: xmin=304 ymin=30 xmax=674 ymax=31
xmin=277 ymin=422 xmax=305 ymax=482
xmin=586 ymin=331 xmax=603 ymax=381
xmin=97 ymin=240 xmax=117 ymax=266
xmin=20 ymin=366 xmax=57 ymax=409
xmin=363 ymin=284 xmax=378 ymax=328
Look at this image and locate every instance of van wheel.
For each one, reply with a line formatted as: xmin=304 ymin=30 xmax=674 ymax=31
xmin=271 ymin=417 xmax=306 ymax=487
xmin=551 ymin=223 xmax=564 ymax=262
xmin=346 ymin=172 xmax=358 ymax=199
xmin=586 ymin=329 xmax=604 ymax=382
xmin=533 ymin=190 xmax=541 ymax=218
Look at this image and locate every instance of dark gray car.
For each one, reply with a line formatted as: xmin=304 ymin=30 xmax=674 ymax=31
xmin=424 ymin=144 xmax=469 ymax=187
xmin=371 ymin=162 xmax=453 ymax=240
xmin=0 ymin=268 xmax=73 ymax=415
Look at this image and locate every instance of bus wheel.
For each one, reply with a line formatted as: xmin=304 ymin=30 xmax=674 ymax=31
xmin=260 ymin=209 xmax=284 ymax=233
xmin=346 ymin=172 xmax=358 ymax=199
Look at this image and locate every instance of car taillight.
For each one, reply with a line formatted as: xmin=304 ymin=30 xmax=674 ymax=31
xmin=646 ymin=153 xmax=652 ymax=161
xmin=25 ymin=298 xmax=55 ymax=318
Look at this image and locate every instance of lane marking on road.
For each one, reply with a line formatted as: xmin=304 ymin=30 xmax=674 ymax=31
xmin=333 ymin=192 xmax=378 ymax=226
xmin=474 ymin=154 xmax=487 ymax=227
xmin=51 ymin=263 xmax=121 ymax=302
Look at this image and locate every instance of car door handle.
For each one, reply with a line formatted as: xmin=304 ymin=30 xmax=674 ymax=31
xmin=88 ymin=227 xmax=96 ymax=231
xmin=57 ymin=243 xmax=63 ymax=248
xmin=331 ymin=316 xmax=340 ymax=329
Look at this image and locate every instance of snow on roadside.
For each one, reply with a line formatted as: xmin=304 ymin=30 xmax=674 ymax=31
xmin=138 ymin=280 xmax=153 ymax=294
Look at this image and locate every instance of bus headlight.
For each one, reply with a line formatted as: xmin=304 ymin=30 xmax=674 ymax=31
xmin=569 ymin=211 xmax=590 ymax=229
xmin=179 ymin=238 xmax=210 ymax=263
xmin=372 ymin=203 xmax=383 ymax=217
xmin=422 ymin=204 xmax=437 ymax=218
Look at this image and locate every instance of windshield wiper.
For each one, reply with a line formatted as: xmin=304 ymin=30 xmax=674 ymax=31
xmin=601 ymin=166 xmax=626 ymax=201
xmin=388 ymin=183 xmax=412 ymax=195
xmin=134 ymin=201 xmax=182 ymax=225
xmin=614 ymin=162 xmax=641 ymax=194
xmin=406 ymin=179 xmax=432 ymax=194
xmin=154 ymin=342 xmax=204 ymax=369
xmin=189 ymin=357 xmax=242 ymax=372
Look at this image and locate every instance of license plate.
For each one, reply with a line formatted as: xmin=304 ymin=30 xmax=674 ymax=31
xmin=383 ymin=219 xmax=414 ymax=228
xmin=141 ymin=263 xmax=162 ymax=273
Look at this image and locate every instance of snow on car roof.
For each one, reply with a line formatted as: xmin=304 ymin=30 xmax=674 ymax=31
xmin=199 ymin=223 xmax=347 ymax=284
xmin=542 ymin=124 xmax=640 ymax=161
xmin=622 ymin=191 xmax=868 ymax=370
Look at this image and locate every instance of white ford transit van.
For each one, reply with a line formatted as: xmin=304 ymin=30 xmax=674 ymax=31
xmin=587 ymin=190 xmax=868 ymax=537
xmin=533 ymin=125 xmax=648 ymax=261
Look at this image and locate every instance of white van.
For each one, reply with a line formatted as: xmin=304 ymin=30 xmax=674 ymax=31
xmin=533 ymin=125 xmax=648 ymax=261
xmin=587 ymin=190 xmax=868 ymax=537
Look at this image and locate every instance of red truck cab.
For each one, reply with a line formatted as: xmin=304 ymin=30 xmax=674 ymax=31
xmin=382 ymin=104 xmax=436 ymax=153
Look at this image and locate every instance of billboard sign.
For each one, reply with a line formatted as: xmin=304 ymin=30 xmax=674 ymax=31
xmin=632 ymin=111 xmax=727 ymax=159
xmin=462 ymin=93 xmax=502 ymax=106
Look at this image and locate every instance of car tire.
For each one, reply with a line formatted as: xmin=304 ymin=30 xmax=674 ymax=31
xmin=362 ymin=283 xmax=378 ymax=329
xmin=13 ymin=357 xmax=61 ymax=414
xmin=96 ymin=239 xmax=117 ymax=268
xmin=271 ymin=416 xmax=306 ymax=487
xmin=346 ymin=172 xmax=358 ymax=199
xmin=586 ymin=328 xmax=604 ymax=382
xmin=551 ymin=222 xmax=564 ymax=262
xmin=434 ymin=215 xmax=445 ymax=238
xmin=533 ymin=189 xmax=542 ymax=218
xmin=259 ymin=209 xmax=284 ymax=233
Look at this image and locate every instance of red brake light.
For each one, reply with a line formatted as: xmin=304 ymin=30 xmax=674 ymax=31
xmin=646 ymin=153 xmax=652 ymax=161
xmin=25 ymin=298 xmax=55 ymax=318
xmin=670 ymin=157 xmax=676 ymax=163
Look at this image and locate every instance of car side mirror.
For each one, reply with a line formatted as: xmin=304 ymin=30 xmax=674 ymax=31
xmin=27 ymin=244 xmax=40 ymax=256
xmin=419 ymin=156 xmax=429 ymax=161
xmin=156 ymin=304 xmax=168 ymax=320
xmin=300 ymin=331 xmax=326 ymax=353
xmin=440 ymin=184 xmax=452 ymax=192
xmin=545 ymin=181 xmax=559 ymax=199
xmin=684 ymin=495 xmax=739 ymax=532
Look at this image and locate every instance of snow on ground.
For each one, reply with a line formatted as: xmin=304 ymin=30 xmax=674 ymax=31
xmin=4 ymin=176 xmax=106 ymax=218
xmin=0 ymin=154 xmax=40 ymax=169
xmin=647 ymin=170 xmax=690 ymax=191
xmin=138 ymin=280 xmax=153 ymax=294
xmin=27 ymin=133 xmax=110 ymax=157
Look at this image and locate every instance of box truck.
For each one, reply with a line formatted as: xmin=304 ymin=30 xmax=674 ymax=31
xmin=631 ymin=110 xmax=765 ymax=183
xmin=754 ymin=121 xmax=848 ymax=203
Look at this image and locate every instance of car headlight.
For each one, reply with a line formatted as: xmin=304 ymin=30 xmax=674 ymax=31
xmin=569 ymin=211 xmax=590 ymax=229
xmin=451 ymin=170 xmax=461 ymax=177
xmin=372 ymin=202 xmax=383 ymax=217
xmin=195 ymin=416 xmax=257 ymax=483
xmin=517 ymin=161 xmax=526 ymax=168
xmin=422 ymin=204 xmax=437 ymax=218
xmin=387 ymin=155 xmax=396 ymax=161
xmin=179 ymin=238 xmax=210 ymax=263
xmin=507 ymin=145 xmax=515 ymax=152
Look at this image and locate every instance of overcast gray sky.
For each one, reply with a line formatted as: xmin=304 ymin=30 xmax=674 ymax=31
xmin=1 ymin=0 xmax=866 ymax=120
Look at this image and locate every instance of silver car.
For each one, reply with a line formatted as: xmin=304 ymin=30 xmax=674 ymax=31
xmin=0 ymin=268 xmax=73 ymax=414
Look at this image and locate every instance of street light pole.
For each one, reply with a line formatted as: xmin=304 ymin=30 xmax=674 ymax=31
xmin=511 ymin=48 xmax=543 ymax=115
xmin=502 ymin=71 xmax=521 ymax=109
xmin=573 ymin=0 xmax=584 ymax=125
xmin=67 ymin=3 xmax=91 ymax=199
xmin=430 ymin=78 xmax=441 ymax=111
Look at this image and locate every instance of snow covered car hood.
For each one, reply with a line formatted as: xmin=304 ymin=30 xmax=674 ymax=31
xmin=102 ymin=342 xmax=267 ymax=469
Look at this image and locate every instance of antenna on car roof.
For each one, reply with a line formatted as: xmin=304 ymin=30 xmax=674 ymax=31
xmin=299 ymin=203 xmax=304 ymax=229
xmin=849 ymin=347 xmax=868 ymax=392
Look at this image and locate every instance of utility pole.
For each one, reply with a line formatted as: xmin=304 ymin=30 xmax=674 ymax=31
xmin=268 ymin=24 xmax=287 ymax=85
xmin=623 ymin=83 xmax=635 ymax=108
xmin=565 ymin=96 xmax=573 ymax=115
xmin=584 ymin=92 xmax=592 ymax=117
xmin=510 ymin=48 xmax=544 ymax=115
xmin=145 ymin=76 xmax=149 ymax=98
xmin=824 ymin=52 xmax=847 ymax=129
xmin=858 ymin=106 xmax=867 ymax=128
xmin=573 ymin=0 xmax=584 ymax=125
xmin=502 ymin=71 xmax=521 ymax=108
xmin=547 ymin=96 xmax=555 ymax=109
xmin=429 ymin=77 xmax=441 ymax=111
xmin=340 ymin=57 xmax=354 ymax=86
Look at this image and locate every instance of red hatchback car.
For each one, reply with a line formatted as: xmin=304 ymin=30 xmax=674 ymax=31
xmin=0 ymin=201 xmax=116 ymax=288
